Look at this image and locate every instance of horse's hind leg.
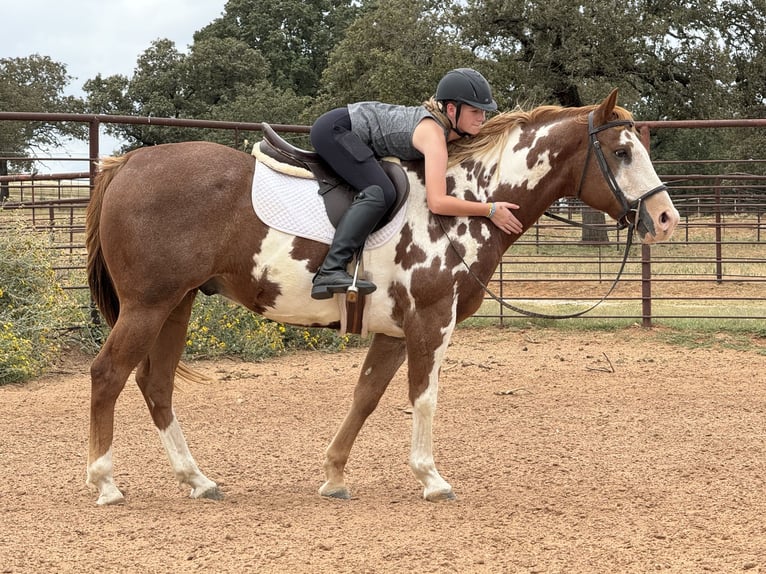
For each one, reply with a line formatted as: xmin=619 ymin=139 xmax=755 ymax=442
xmin=320 ymin=333 xmax=406 ymax=499
xmin=134 ymin=291 xmax=221 ymax=501
xmin=87 ymin=306 xmax=172 ymax=505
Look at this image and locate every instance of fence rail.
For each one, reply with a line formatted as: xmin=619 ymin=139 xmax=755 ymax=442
xmin=2 ymin=112 xmax=765 ymax=327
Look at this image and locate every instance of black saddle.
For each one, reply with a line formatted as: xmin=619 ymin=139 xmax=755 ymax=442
xmin=258 ymin=123 xmax=409 ymax=229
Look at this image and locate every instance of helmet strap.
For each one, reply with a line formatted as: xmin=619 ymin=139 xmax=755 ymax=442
xmin=449 ymin=102 xmax=471 ymax=138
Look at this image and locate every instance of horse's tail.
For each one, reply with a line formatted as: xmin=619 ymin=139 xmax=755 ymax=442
xmin=86 ymin=155 xmax=127 ymax=327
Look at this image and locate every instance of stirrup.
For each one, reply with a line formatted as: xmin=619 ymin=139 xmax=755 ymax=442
xmin=311 ymin=258 xmax=376 ymax=301
xmin=311 ymin=274 xmax=376 ymax=300
xmin=346 ymin=257 xmax=370 ymax=303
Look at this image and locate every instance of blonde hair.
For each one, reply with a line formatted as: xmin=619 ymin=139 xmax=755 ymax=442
xmin=444 ymin=103 xmax=634 ymax=168
xmin=422 ymin=96 xmax=451 ymax=132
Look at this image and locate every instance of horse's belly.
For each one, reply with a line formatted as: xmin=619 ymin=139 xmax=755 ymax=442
xmin=261 ymin=299 xmax=340 ymax=328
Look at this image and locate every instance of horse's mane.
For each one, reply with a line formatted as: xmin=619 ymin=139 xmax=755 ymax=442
xmin=447 ymin=103 xmax=634 ymax=167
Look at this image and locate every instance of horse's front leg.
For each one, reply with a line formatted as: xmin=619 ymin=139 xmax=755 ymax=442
xmin=407 ymin=314 xmax=456 ymax=501
xmin=320 ymin=333 xmax=406 ymax=499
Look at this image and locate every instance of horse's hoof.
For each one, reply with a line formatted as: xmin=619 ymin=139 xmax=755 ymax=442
xmin=96 ymin=488 xmax=125 ymax=506
xmin=319 ymin=482 xmax=351 ymax=500
xmin=193 ymin=485 xmax=224 ymax=501
xmin=425 ymin=489 xmax=456 ymax=502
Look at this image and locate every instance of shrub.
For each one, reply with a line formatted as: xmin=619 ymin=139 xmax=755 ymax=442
xmin=0 ymin=217 xmax=79 ymax=384
xmin=184 ymin=295 xmax=354 ymax=361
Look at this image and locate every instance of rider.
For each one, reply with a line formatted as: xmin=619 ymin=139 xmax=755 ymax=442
xmin=309 ymin=67 xmax=524 ymax=300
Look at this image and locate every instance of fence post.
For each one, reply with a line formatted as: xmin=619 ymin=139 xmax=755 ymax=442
xmin=714 ymin=177 xmax=723 ymax=283
xmin=641 ymin=244 xmax=652 ymax=327
xmin=638 ymin=125 xmax=654 ymax=327
xmin=88 ymin=118 xmax=102 ymax=327
xmin=89 ymin=118 xmax=100 ymax=196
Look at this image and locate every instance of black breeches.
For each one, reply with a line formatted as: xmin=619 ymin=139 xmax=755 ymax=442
xmin=310 ymin=107 xmax=397 ymax=209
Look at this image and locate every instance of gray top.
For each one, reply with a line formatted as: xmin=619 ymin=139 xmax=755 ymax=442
xmin=348 ymin=102 xmax=447 ymax=161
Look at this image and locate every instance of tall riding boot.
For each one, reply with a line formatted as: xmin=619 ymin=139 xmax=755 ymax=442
xmin=311 ymin=185 xmax=387 ymax=300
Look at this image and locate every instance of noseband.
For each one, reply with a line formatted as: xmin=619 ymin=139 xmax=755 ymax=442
xmin=576 ymin=111 xmax=667 ymax=231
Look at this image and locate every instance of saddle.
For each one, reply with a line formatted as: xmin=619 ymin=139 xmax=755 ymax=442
xmin=257 ymin=123 xmax=409 ymax=228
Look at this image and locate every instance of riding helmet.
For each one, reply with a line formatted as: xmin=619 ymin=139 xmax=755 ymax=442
xmin=436 ymin=68 xmax=497 ymax=112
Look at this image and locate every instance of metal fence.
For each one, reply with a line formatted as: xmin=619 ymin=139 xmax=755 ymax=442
xmin=2 ymin=112 xmax=765 ymax=326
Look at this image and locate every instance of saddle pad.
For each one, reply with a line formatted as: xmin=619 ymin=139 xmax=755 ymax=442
xmin=251 ymin=160 xmax=407 ymax=248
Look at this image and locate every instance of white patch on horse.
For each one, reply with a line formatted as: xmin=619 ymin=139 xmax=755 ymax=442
xmin=252 ymin=229 xmax=339 ymax=325
xmin=86 ymin=448 xmax=124 ymax=505
xmin=410 ymin=310 xmax=457 ymax=500
xmin=498 ymin=125 xmax=555 ymax=189
xmin=158 ymin=415 xmax=218 ymax=498
xmin=615 ymin=130 xmax=665 ymax=200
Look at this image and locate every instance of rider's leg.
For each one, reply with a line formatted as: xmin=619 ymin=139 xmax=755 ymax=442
xmin=311 ymin=185 xmax=387 ymax=299
xmin=310 ymin=109 xmax=396 ymax=300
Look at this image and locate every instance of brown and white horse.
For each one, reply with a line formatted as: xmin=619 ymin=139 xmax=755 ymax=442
xmin=85 ymin=90 xmax=678 ymax=505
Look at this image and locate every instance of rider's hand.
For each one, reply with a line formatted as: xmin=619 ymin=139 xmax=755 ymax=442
xmin=490 ymin=202 xmax=523 ymax=235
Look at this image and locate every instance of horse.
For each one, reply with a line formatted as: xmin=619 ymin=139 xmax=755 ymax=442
xmin=84 ymin=89 xmax=679 ymax=505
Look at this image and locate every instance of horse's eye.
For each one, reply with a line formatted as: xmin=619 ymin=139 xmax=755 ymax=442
xmin=615 ymin=148 xmax=629 ymax=160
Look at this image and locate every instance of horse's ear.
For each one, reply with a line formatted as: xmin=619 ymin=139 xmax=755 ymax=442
xmin=592 ymin=88 xmax=620 ymax=126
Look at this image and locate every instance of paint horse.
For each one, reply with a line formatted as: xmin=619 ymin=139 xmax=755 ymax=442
xmin=85 ymin=89 xmax=679 ymax=505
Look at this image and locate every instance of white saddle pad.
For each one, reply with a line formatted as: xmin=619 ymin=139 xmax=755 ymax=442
xmin=251 ymin=160 xmax=407 ymax=248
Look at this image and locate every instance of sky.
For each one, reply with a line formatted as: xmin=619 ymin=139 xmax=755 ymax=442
xmin=4 ymin=0 xmax=228 ymax=172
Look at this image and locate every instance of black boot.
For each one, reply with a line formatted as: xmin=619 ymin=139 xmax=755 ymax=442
xmin=311 ymin=185 xmax=387 ymax=300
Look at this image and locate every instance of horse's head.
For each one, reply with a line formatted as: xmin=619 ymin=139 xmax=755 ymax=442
xmin=574 ymin=89 xmax=679 ymax=244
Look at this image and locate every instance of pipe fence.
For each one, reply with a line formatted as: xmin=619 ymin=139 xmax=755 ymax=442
xmin=1 ymin=112 xmax=765 ymax=327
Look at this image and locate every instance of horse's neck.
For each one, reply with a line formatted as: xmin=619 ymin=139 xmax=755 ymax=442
xmin=494 ymin=122 xmax=578 ymax=238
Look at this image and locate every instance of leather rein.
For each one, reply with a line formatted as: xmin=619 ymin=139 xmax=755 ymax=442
xmin=442 ymin=111 xmax=668 ymax=320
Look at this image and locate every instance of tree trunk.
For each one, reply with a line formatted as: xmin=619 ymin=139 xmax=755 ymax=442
xmin=0 ymin=160 xmax=8 ymax=201
xmin=581 ymin=206 xmax=609 ymax=243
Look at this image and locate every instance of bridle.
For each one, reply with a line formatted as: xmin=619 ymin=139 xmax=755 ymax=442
xmin=439 ymin=110 xmax=669 ymax=320
xmin=575 ymin=110 xmax=668 ymax=232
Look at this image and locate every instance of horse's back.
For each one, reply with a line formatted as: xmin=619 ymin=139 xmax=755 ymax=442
xmin=111 ymin=141 xmax=254 ymax=201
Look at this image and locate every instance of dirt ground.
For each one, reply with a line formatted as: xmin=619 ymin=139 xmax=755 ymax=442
xmin=1 ymin=325 xmax=765 ymax=573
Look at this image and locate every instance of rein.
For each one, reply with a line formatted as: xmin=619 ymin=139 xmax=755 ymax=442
xmin=439 ymin=215 xmax=636 ymax=319
xmin=443 ymin=110 xmax=667 ymax=320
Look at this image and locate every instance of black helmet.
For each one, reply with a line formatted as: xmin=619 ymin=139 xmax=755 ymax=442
xmin=436 ymin=68 xmax=497 ymax=112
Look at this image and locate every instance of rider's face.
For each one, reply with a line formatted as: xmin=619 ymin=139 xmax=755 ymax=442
xmin=449 ymin=103 xmax=487 ymax=136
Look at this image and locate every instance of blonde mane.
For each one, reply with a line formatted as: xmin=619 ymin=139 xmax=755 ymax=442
xmin=446 ymin=103 xmax=634 ymax=168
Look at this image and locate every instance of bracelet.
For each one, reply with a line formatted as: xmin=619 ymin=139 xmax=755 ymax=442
xmin=487 ymin=203 xmax=496 ymax=219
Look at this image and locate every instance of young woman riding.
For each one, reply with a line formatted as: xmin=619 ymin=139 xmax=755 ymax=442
xmin=309 ymin=67 xmax=524 ymax=300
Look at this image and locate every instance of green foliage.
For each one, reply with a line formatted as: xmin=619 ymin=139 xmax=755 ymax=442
xmin=184 ymin=295 xmax=353 ymax=361
xmin=0 ymin=55 xmax=85 ymax=175
xmin=196 ymin=0 xmax=360 ymax=98
xmin=457 ymin=0 xmax=738 ymax=118
xmin=75 ymin=0 xmax=766 ymax=163
xmin=84 ymin=37 xmax=310 ymax=150
xmin=309 ymin=0 xmax=473 ymax=116
xmin=0 ymin=217 xmax=79 ymax=384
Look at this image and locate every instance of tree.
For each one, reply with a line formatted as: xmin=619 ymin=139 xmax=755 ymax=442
xmin=310 ymin=0 xmax=474 ymax=116
xmin=724 ymin=1 xmax=766 ymax=116
xmin=0 ymin=55 xmax=84 ymax=199
xmin=195 ymin=0 xmax=360 ymax=98
xmin=717 ymin=1 xmax=766 ymax=174
xmin=85 ymin=40 xmax=196 ymax=148
xmin=454 ymin=0 xmax=747 ymax=240
xmin=84 ymin=38 xmax=308 ymax=150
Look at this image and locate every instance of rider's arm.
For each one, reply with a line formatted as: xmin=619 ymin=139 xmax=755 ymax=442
xmin=412 ymin=119 xmax=523 ymax=234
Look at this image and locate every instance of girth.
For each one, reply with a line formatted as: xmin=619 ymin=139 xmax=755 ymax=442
xmin=258 ymin=123 xmax=409 ymax=229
